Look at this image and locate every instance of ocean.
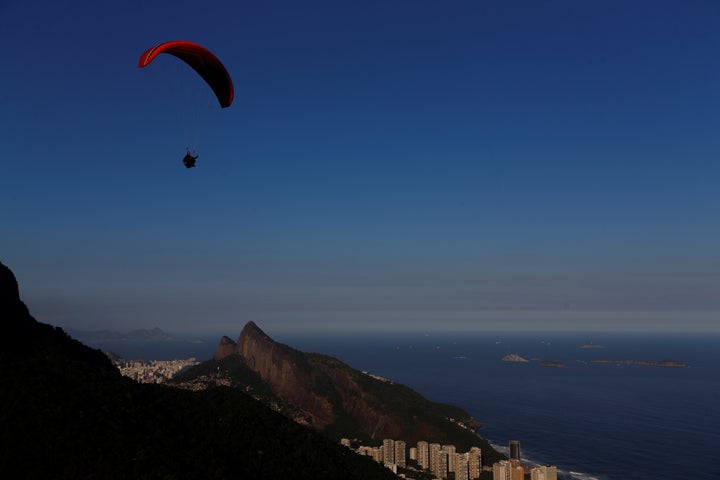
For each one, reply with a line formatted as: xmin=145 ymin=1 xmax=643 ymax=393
xmin=93 ymin=330 xmax=720 ymax=480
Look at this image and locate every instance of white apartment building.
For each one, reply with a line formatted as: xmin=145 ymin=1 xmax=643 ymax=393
xmin=529 ymin=464 xmax=558 ymax=480
xmin=454 ymin=452 xmax=470 ymax=480
xmin=468 ymin=446 xmax=482 ymax=480
xmin=383 ymin=439 xmax=395 ymax=465
xmin=417 ymin=441 xmax=429 ymax=469
xmin=429 ymin=443 xmax=441 ymax=475
xmin=394 ymin=440 xmax=406 ymax=468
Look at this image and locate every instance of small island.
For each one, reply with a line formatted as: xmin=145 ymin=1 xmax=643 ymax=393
xmin=580 ymin=342 xmax=603 ymax=349
xmin=592 ymin=359 xmax=688 ymax=368
xmin=502 ymin=354 xmax=529 ymax=363
xmin=540 ymin=360 xmax=565 ymax=368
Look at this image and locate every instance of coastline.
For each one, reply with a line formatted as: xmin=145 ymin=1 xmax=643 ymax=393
xmin=96 ymin=331 xmax=719 ymax=480
xmin=488 ymin=442 xmax=598 ymax=480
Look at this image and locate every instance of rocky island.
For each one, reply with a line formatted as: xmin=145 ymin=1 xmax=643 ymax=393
xmin=540 ymin=360 xmax=565 ymax=368
xmin=592 ymin=359 xmax=688 ymax=368
xmin=501 ymin=354 xmax=529 ymax=362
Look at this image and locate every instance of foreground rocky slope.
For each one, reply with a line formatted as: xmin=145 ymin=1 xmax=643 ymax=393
xmin=0 ymin=261 xmax=398 ymax=480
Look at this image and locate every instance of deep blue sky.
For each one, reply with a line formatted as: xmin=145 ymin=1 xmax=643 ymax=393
xmin=2 ymin=0 xmax=719 ymax=334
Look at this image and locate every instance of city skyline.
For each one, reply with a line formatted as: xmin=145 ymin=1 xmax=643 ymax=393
xmin=352 ymin=437 xmax=484 ymax=480
xmin=2 ymin=1 xmax=719 ymax=334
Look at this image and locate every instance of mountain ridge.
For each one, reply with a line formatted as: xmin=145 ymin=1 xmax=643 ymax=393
xmin=175 ymin=320 xmax=504 ymax=464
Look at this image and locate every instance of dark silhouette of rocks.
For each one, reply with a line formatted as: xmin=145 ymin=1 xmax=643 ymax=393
xmin=1 ymin=261 xmax=29 ymax=320
xmin=0 ymin=260 xmax=399 ymax=480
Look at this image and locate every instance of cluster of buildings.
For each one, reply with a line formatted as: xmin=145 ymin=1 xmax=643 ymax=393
xmin=342 ymin=438 xmax=558 ymax=480
xmin=341 ymin=438 xmax=483 ymax=479
xmin=113 ymin=358 xmax=199 ymax=383
xmin=492 ymin=441 xmax=558 ymax=480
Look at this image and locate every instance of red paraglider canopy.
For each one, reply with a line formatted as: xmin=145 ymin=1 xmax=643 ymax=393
xmin=138 ymin=40 xmax=234 ymax=108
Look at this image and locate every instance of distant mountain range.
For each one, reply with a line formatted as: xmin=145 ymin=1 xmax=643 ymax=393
xmin=66 ymin=326 xmax=205 ymax=343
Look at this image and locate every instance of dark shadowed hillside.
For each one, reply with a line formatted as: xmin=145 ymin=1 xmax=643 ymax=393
xmin=173 ymin=321 xmax=505 ymax=465
xmin=0 ymin=261 xmax=399 ymax=480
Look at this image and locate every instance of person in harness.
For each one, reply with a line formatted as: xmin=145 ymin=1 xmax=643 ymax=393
xmin=183 ymin=149 xmax=198 ymax=168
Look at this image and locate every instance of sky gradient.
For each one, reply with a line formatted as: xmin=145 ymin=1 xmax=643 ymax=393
xmin=2 ymin=0 xmax=719 ymax=334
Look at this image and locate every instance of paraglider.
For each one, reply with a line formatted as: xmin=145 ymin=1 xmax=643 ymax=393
xmin=138 ymin=40 xmax=234 ymax=167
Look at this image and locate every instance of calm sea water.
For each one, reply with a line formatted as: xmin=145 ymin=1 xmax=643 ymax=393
xmin=283 ymin=331 xmax=720 ymax=480
xmin=94 ymin=331 xmax=720 ymax=480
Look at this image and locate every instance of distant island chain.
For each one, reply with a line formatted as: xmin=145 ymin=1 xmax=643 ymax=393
xmin=501 ymin=354 xmax=687 ymax=368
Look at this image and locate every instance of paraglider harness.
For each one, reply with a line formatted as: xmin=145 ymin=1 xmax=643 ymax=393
xmin=183 ymin=150 xmax=198 ymax=168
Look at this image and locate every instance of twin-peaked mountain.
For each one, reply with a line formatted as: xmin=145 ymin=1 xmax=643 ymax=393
xmin=173 ymin=321 xmax=502 ymax=463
